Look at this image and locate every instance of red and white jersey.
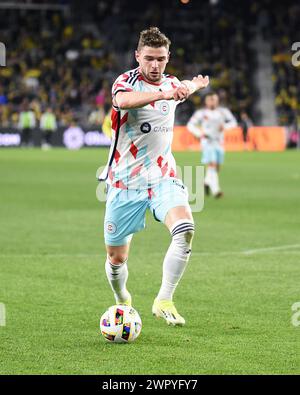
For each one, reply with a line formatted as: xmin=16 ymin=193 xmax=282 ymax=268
xmin=99 ymin=67 xmax=182 ymax=190
xmin=187 ymin=107 xmax=237 ymax=143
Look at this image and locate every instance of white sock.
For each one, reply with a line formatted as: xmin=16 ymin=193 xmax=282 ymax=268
xmin=204 ymin=168 xmax=211 ymax=186
xmin=105 ymin=257 xmax=130 ymax=303
xmin=156 ymin=219 xmax=194 ymax=301
xmin=207 ymin=167 xmax=220 ymax=195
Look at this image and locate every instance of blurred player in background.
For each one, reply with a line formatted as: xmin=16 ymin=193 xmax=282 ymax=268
xmin=240 ymin=110 xmax=253 ymax=150
xmin=40 ymin=107 xmax=57 ymax=149
xmin=18 ymin=102 xmax=36 ymax=147
xmin=99 ymin=27 xmax=209 ymax=326
xmin=187 ymin=92 xmax=237 ymax=198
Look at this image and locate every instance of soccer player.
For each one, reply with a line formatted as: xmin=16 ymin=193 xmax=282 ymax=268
xmin=99 ymin=27 xmax=209 ymax=326
xmin=40 ymin=107 xmax=57 ymax=149
xmin=187 ymin=92 xmax=237 ymax=198
xmin=18 ymin=102 xmax=36 ymax=147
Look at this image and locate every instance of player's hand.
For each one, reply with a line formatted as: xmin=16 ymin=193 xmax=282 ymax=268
xmin=161 ymin=86 xmax=188 ymax=101
xmin=161 ymin=89 xmax=176 ymax=100
xmin=173 ymin=85 xmax=189 ymax=101
xmin=192 ymin=74 xmax=209 ymax=90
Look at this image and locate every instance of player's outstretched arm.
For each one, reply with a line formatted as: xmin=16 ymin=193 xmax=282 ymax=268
xmin=181 ymin=75 xmax=210 ymax=97
xmin=187 ymin=118 xmax=203 ymax=139
xmin=187 ymin=110 xmax=204 ymax=139
xmin=114 ymin=88 xmax=184 ymax=110
xmin=221 ymin=108 xmax=238 ymax=130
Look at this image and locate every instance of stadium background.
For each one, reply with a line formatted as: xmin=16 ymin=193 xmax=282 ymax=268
xmin=0 ymin=0 xmax=299 ymax=375
xmin=0 ymin=0 xmax=299 ymax=149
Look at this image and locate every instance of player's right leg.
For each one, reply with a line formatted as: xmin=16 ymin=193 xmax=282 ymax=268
xmin=105 ymin=243 xmax=132 ymax=306
xmin=103 ymin=186 xmax=148 ymax=306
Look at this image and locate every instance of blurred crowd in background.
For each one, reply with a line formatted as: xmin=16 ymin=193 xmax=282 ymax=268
xmin=0 ymin=0 xmax=299 ymax=136
xmin=269 ymin=3 xmax=300 ymax=128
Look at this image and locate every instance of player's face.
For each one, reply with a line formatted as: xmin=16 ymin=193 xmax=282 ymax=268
xmin=135 ymin=46 xmax=169 ymax=83
xmin=205 ymin=94 xmax=219 ymax=109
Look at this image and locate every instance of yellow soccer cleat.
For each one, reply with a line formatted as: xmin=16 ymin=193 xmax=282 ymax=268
xmin=152 ymin=298 xmax=185 ymax=326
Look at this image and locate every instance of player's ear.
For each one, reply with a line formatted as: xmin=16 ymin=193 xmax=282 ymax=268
xmin=167 ymin=51 xmax=170 ymax=63
xmin=135 ymin=50 xmax=140 ymax=63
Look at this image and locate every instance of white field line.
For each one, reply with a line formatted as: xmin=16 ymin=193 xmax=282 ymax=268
xmin=193 ymin=243 xmax=300 ymax=256
xmin=242 ymin=244 xmax=300 ymax=255
xmin=0 ymin=244 xmax=300 ymax=258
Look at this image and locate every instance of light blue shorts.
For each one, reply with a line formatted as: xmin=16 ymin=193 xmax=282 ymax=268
xmin=104 ymin=177 xmax=190 ymax=246
xmin=201 ymin=139 xmax=224 ymax=165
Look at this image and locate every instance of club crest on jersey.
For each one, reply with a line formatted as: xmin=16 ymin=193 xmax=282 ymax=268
xmin=106 ymin=221 xmax=117 ymax=234
xmin=140 ymin=122 xmax=152 ymax=133
xmin=159 ymin=101 xmax=170 ymax=115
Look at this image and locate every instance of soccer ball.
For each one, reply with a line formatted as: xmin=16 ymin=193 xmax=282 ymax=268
xmin=100 ymin=305 xmax=142 ymax=343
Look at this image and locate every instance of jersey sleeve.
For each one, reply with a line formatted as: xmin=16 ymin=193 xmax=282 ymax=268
xmin=221 ymin=108 xmax=237 ymax=129
xmin=187 ymin=110 xmax=204 ymax=138
xmin=111 ymin=73 xmax=136 ymax=99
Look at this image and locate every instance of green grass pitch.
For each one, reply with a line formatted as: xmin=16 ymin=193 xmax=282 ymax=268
xmin=0 ymin=148 xmax=299 ymax=374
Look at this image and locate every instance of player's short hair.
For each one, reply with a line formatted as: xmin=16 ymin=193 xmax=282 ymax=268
xmin=204 ymin=91 xmax=218 ymax=99
xmin=137 ymin=27 xmax=171 ymax=51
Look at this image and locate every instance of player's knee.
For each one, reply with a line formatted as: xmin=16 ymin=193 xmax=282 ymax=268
xmin=107 ymin=251 xmax=128 ymax=265
xmin=208 ymin=163 xmax=217 ymax=169
xmin=184 ymin=228 xmax=194 ymax=244
xmin=171 ymin=221 xmax=194 ymax=252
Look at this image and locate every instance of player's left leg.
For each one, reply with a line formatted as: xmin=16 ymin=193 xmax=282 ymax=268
xmin=149 ymin=179 xmax=194 ymax=325
xmin=160 ymin=205 xmax=194 ymax=300
xmin=202 ymin=139 xmax=213 ymax=195
xmin=202 ymin=140 xmax=222 ymax=197
xmin=205 ymin=162 xmax=220 ymax=196
xmin=214 ymin=145 xmax=225 ymax=198
xmin=205 ymin=145 xmax=225 ymax=198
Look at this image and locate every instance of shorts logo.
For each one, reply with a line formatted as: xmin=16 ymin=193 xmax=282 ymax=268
xmin=140 ymin=122 xmax=151 ymax=133
xmin=106 ymin=221 xmax=117 ymax=234
xmin=159 ymin=101 xmax=170 ymax=115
